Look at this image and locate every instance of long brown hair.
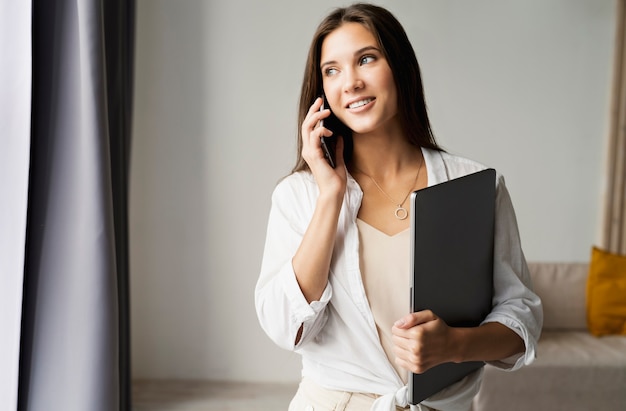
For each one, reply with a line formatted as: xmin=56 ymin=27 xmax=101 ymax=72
xmin=292 ymin=3 xmax=441 ymax=173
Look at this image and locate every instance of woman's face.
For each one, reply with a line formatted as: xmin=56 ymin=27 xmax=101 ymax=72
xmin=320 ymin=22 xmax=399 ymax=136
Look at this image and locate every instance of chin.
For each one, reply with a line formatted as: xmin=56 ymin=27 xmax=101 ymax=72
xmin=342 ymin=119 xmax=374 ymax=133
xmin=349 ymin=124 xmax=382 ymax=135
xmin=353 ymin=116 xmax=401 ymax=136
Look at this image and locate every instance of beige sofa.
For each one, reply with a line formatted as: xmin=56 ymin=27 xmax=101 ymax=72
xmin=473 ymin=262 xmax=626 ymax=410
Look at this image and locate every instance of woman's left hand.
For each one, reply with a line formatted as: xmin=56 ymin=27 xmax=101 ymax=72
xmin=391 ymin=310 xmax=460 ymax=374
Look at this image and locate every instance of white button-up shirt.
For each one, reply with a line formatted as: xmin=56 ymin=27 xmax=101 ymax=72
xmin=255 ymin=148 xmax=543 ymax=411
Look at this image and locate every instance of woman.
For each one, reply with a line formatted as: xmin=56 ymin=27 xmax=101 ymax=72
xmin=255 ymin=3 xmax=542 ymax=410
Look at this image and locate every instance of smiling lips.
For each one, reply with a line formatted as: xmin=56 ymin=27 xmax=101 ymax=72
xmin=347 ymin=97 xmax=375 ymax=109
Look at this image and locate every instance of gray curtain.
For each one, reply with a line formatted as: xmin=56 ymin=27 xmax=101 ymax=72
xmin=0 ymin=3 xmax=32 ymax=410
xmin=16 ymin=1 xmax=135 ymax=410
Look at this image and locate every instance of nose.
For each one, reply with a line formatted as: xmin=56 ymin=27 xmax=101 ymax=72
xmin=343 ymin=67 xmax=364 ymax=93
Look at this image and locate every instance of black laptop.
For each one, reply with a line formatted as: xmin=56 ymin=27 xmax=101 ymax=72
xmin=408 ymin=168 xmax=496 ymax=405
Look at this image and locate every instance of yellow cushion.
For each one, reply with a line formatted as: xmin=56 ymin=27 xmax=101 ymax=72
xmin=586 ymin=246 xmax=626 ymax=336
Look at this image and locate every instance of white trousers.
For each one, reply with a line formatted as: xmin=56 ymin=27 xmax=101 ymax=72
xmin=288 ymin=378 xmax=433 ymax=411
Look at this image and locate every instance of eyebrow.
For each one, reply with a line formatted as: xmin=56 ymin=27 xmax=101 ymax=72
xmin=320 ymin=45 xmax=382 ymax=69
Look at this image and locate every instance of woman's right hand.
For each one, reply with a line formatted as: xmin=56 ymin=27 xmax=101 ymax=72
xmin=301 ymin=97 xmax=347 ymax=200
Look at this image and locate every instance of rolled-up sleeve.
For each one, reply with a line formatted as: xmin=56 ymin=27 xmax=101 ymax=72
xmin=482 ymin=175 xmax=543 ymax=371
xmin=255 ymin=177 xmax=332 ymax=351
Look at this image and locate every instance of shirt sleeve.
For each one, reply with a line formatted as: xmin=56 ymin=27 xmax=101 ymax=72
xmin=481 ymin=174 xmax=544 ymax=371
xmin=255 ymin=176 xmax=333 ymax=351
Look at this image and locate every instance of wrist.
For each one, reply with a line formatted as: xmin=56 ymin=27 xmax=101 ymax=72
xmin=450 ymin=327 xmax=470 ymax=363
xmin=317 ymin=188 xmax=344 ymax=209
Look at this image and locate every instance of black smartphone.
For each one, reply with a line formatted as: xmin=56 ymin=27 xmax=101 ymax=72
xmin=320 ymin=95 xmax=338 ymax=168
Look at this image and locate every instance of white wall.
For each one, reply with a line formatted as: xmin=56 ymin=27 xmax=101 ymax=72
xmin=130 ymin=0 xmax=617 ymax=382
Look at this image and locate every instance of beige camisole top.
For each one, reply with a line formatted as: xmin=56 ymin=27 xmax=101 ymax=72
xmin=356 ymin=218 xmax=411 ymax=385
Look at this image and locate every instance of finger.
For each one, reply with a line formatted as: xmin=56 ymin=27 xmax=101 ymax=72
xmin=392 ymin=332 xmax=438 ymax=375
xmin=303 ymin=97 xmax=323 ymax=127
xmin=303 ymin=122 xmax=332 ymax=162
xmin=394 ymin=310 xmax=438 ymax=329
xmin=305 ymin=96 xmax=323 ymax=117
xmin=303 ymin=98 xmax=329 ymax=132
xmin=392 ymin=339 xmax=429 ymax=373
xmin=391 ymin=331 xmax=419 ymax=353
xmin=301 ymin=129 xmax=333 ymax=167
xmin=395 ymin=353 xmax=432 ymax=375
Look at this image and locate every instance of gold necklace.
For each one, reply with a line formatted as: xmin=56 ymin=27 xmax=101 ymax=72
xmin=354 ymin=157 xmax=423 ymax=220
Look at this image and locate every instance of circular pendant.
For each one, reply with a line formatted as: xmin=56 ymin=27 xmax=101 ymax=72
xmin=395 ymin=206 xmax=408 ymax=220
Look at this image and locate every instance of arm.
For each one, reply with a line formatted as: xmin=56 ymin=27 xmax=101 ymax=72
xmin=292 ymin=186 xmax=344 ymax=304
xmin=255 ymin=175 xmax=337 ymax=350
xmin=290 ymin=190 xmax=342 ymax=345
xmin=256 ymin=97 xmax=348 ymax=348
xmin=292 ymin=98 xmax=347 ymax=343
xmin=391 ymin=174 xmax=542 ymax=373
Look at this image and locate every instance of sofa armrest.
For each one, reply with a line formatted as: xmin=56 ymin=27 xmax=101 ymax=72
xmin=527 ymin=262 xmax=588 ymax=330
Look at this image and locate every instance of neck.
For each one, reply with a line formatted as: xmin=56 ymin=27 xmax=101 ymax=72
xmin=350 ymin=129 xmax=421 ymax=179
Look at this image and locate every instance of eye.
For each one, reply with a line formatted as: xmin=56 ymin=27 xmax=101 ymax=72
xmin=359 ymin=55 xmax=376 ymax=65
xmin=324 ymin=67 xmax=339 ymax=76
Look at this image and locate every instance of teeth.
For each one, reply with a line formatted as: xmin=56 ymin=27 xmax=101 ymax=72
xmin=348 ymin=98 xmax=373 ymax=109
